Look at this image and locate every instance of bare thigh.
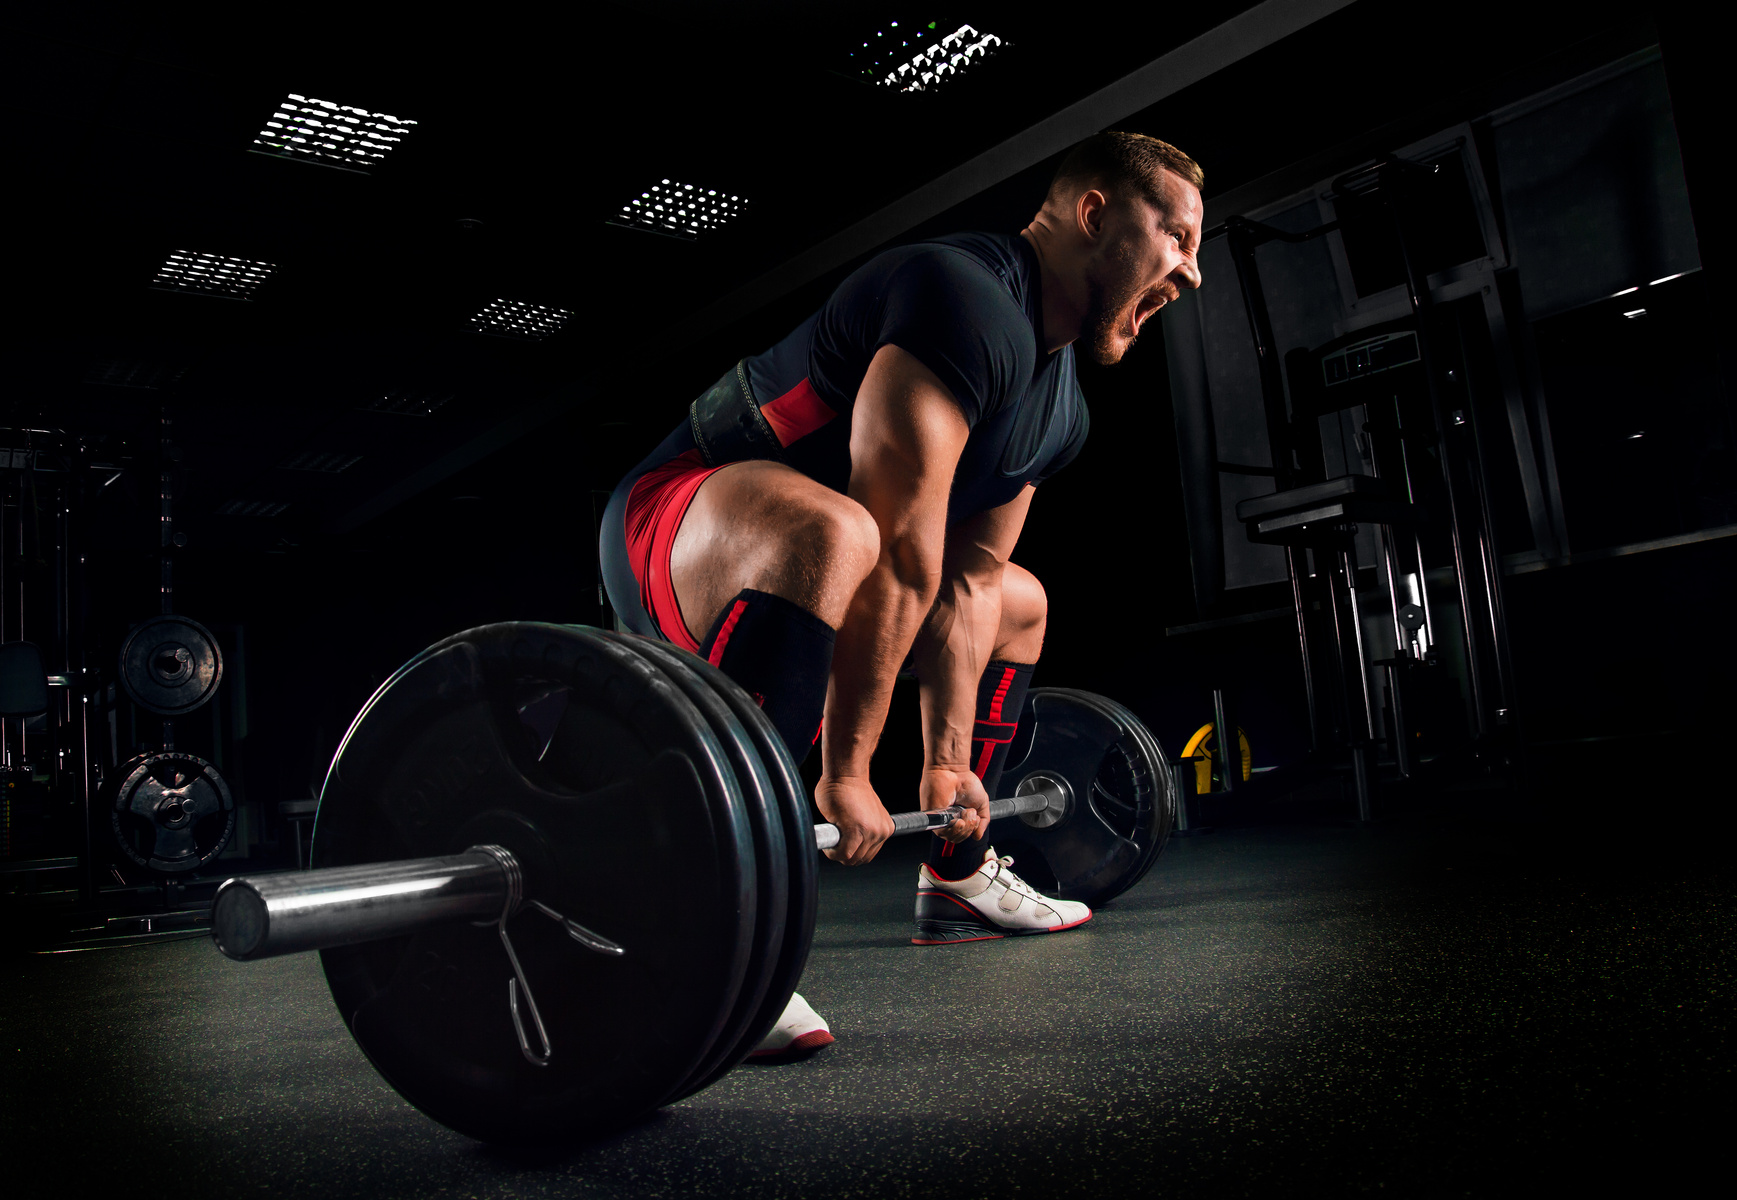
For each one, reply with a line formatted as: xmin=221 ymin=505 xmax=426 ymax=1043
xmin=670 ymin=460 xmax=880 ymax=646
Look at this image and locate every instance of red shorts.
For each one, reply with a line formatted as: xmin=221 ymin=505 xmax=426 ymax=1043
xmin=622 ymin=449 xmax=722 ymax=653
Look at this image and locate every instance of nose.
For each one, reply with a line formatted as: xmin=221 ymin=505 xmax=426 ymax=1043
xmin=1175 ymin=256 xmax=1202 ymax=292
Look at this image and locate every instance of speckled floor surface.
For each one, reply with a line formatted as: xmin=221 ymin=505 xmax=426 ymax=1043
xmin=3 ymin=821 xmax=1729 ymax=1199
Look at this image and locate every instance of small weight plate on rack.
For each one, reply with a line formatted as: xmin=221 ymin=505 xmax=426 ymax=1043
xmin=111 ymin=751 xmax=236 ymax=873
xmin=118 ymin=616 xmax=223 ymax=716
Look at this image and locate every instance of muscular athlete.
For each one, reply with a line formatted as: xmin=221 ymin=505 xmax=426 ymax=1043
xmin=600 ymin=131 xmax=1204 ymax=1055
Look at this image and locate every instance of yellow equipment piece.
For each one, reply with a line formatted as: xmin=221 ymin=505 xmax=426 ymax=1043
xmin=1180 ymin=722 xmax=1252 ymax=794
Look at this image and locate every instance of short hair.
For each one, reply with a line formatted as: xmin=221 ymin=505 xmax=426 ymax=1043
xmin=1046 ymin=131 xmax=1205 ymax=212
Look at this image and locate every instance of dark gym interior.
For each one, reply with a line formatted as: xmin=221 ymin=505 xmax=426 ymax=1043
xmin=3 ymin=2 xmax=1731 ymax=1195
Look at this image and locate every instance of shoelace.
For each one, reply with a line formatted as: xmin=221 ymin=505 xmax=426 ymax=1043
xmin=988 ymin=855 xmax=1042 ymax=900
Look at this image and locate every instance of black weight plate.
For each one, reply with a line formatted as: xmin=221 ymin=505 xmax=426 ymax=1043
xmin=1048 ymin=689 xmax=1176 ymax=890
xmin=600 ymin=633 xmax=782 ymax=1101
xmin=1038 ymin=689 xmax=1169 ymax=894
xmin=312 ymin=623 xmax=756 ymax=1144
xmin=636 ymin=639 xmax=816 ymax=1101
xmin=118 ymin=616 xmax=223 ymax=715
xmin=990 ymin=688 xmax=1165 ymax=907
xmin=111 ymin=751 xmax=235 ymax=872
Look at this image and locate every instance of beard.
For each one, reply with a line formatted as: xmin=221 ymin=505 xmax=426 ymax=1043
xmin=1080 ymin=237 xmax=1147 ymax=366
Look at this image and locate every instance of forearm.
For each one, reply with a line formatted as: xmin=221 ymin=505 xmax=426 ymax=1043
xmin=821 ymin=548 xmax=938 ymax=780
xmin=914 ymin=571 xmax=1003 ymax=770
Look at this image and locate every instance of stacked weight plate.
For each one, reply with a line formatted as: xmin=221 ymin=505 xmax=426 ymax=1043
xmin=605 ymin=633 xmax=817 ymax=1102
xmin=311 ymin=623 xmax=764 ymax=1144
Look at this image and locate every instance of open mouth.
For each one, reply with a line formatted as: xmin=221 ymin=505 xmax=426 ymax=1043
xmin=1131 ymin=295 xmax=1166 ymax=336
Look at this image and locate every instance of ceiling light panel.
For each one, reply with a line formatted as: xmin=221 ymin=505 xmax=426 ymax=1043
xmin=364 ymin=387 xmax=454 ymax=416
xmin=610 ymin=181 xmax=747 ymax=240
xmin=279 ymin=450 xmax=362 ymax=473
xmin=471 ymin=299 xmax=573 ymax=341
xmin=217 ymin=499 xmax=289 ymax=517
xmin=849 ymin=21 xmax=1008 ymax=92
xmin=252 ymin=94 xmax=417 ymax=172
xmin=83 ymin=358 xmax=188 ymax=390
xmin=152 ymin=251 xmax=275 ymax=300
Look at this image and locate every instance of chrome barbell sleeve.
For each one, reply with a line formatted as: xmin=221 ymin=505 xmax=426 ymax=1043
xmin=211 ymin=845 xmax=520 ymax=961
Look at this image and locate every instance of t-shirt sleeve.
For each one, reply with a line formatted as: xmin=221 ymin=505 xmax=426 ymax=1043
xmin=815 ymin=247 xmax=1034 ymax=427
xmin=1033 ymin=396 xmax=1089 ymax=484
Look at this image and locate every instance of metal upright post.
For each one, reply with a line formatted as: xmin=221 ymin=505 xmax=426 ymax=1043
xmin=1211 ymin=687 xmax=1235 ymax=794
xmin=160 ymin=410 xmax=175 ymax=754
xmin=1376 ymin=162 xmax=1491 ymax=739
xmin=1385 ymin=662 xmax=1412 ymax=778
xmin=1225 ymin=219 xmax=1327 ymax=757
xmin=69 ymin=442 xmax=97 ymax=906
xmin=1286 ymin=545 xmax=1321 ymax=752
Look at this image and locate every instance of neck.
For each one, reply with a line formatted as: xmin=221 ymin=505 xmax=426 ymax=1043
xmin=1019 ymin=221 xmax=1083 ymax=355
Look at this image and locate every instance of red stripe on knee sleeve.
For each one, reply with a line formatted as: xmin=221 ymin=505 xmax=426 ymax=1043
xmin=986 ymin=666 xmax=1017 ymax=722
xmin=972 ymin=740 xmax=995 ymax=779
xmin=706 ymin=598 xmax=751 ymax=667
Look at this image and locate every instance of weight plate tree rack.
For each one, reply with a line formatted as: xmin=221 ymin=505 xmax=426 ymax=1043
xmin=209 ymin=622 xmax=1175 ymax=1143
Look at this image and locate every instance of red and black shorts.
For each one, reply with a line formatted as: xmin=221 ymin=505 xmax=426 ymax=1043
xmin=598 ymin=376 xmax=839 ymax=650
xmin=614 ymin=447 xmax=721 ymax=653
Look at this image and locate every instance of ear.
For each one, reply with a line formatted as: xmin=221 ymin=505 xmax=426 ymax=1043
xmin=1075 ymin=188 xmax=1108 ymax=243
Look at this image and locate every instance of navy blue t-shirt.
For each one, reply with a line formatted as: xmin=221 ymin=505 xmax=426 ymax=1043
xmin=731 ymin=231 xmax=1088 ymax=523
xmin=601 ymin=232 xmax=1089 ymax=637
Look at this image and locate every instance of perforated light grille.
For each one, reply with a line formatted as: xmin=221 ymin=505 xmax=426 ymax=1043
xmin=216 ymin=500 xmax=289 ymax=518
xmin=152 ymin=251 xmax=274 ymax=299
xmin=470 ymin=299 xmax=573 ymax=341
xmin=859 ymin=23 xmax=1007 ymax=92
xmin=610 ymin=181 xmax=747 ymax=240
xmin=364 ymin=387 xmax=454 ymax=416
xmin=252 ymin=94 xmax=417 ymax=171
xmin=83 ymin=358 xmax=189 ymax=390
xmin=279 ymin=451 xmax=362 ymax=473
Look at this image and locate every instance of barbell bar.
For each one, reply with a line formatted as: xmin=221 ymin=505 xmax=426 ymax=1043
xmin=211 ymin=778 xmax=1071 ymax=963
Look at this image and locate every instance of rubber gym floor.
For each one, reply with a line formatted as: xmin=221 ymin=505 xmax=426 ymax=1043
xmin=2 ymin=817 xmax=1728 ymax=1199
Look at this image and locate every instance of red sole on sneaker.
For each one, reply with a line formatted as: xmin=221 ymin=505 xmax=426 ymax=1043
xmin=747 ymin=1028 xmax=835 ymax=1060
xmin=913 ymin=910 xmax=1093 ymax=944
xmin=910 ymin=932 xmax=1004 ymax=945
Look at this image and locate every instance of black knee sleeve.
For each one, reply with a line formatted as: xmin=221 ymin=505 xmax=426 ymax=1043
xmin=699 ymin=589 xmax=836 ymax=767
xmin=927 ymin=660 xmax=1036 ymax=881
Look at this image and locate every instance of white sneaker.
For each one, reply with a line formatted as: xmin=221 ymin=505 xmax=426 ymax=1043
xmin=913 ymin=847 xmax=1093 ymax=945
xmin=748 ymin=991 xmax=834 ymax=1060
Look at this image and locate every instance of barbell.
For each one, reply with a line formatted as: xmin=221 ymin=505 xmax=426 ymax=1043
xmin=210 ymin=623 xmax=1176 ymax=1143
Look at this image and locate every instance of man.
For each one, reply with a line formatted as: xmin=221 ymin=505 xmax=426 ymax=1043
xmin=599 ymin=130 xmax=1204 ymax=1055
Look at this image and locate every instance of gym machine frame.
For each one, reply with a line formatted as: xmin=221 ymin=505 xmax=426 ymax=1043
xmin=1205 ymin=156 xmax=1520 ymax=817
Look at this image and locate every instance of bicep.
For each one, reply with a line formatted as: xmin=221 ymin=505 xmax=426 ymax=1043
xmin=848 ymin=343 xmax=970 ymax=555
